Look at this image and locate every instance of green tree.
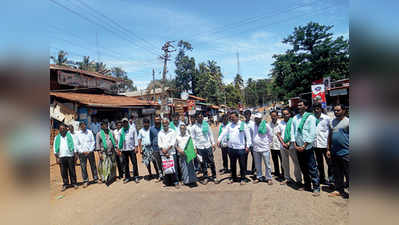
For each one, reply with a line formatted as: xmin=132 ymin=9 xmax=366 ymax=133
xmin=77 ymin=56 xmax=94 ymax=71
xmin=51 ymin=50 xmax=69 ymax=66
xmin=271 ymin=22 xmax=349 ymax=100
xmin=175 ymin=40 xmax=197 ymax=96
xmin=95 ymin=62 xmax=110 ymax=75
xmin=111 ymin=67 xmax=137 ymax=92
xmin=224 ymin=83 xmax=241 ymax=107
xmin=195 ymin=61 xmax=224 ymax=105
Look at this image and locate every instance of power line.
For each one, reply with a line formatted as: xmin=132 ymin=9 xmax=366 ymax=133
xmin=74 ymin=0 xmax=159 ymax=51
xmin=49 ymin=0 xmax=159 ymax=57
xmin=189 ymin=1 xmax=318 ymax=40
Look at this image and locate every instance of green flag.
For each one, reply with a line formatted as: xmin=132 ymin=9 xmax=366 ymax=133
xmin=184 ymin=137 xmax=196 ymax=163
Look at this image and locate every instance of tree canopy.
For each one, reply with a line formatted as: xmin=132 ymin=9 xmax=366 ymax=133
xmin=270 ymin=22 xmax=349 ymax=100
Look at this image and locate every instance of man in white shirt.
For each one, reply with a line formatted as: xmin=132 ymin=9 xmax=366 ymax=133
xmin=113 ymin=121 xmax=124 ymax=179
xmin=218 ymin=111 xmax=251 ymax=185
xmin=270 ymin=111 xmax=284 ymax=179
xmin=218 ymin=114 xmax=230 ymax=174
xmin=277 ymin=108 xmax=303 ymax=186
xmin=243 ymin=110 xmax=256 ymax=175
xmin=119 ymin=118 xmax=140 ymax=184
xmin=53 ymin=124 xmax=78 ymax=191
xmin=89 ymin=117 xmax=101 ymax=138
xmin=252 ymin=113 xmax=273 ymax=184
xmin=139 ymin=118 xmax=159 ymax=180
xmin=170 ymin=113 xmax=184 ymax=181
xmin=158 ymin=118 xmax=179 ymax=188
xmin=191 ymin=113 xmax=217 ymax=185
xmin=313 ymin=103 xmax=333 ymax=185
xmin=75 ymin=122 xmax=98 ymax=188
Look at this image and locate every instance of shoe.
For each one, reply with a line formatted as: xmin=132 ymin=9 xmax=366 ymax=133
xmin=253 ymin=179 xmax=260 ymax=184
xmin=134 ymin=178 xmax=140 ymax=183
xmin=174 ymin=183 xmax=180 ymax=189
xmin=123 ymin=179 xmax=130 ymax=184
xmin=228 ymin=179 xmax=235 ymax=184
xmin=73 ymin=184 xmax=78 ymax=190
xmin=200 ymin=179 xmax=208 ymax=185
xmin=83 ymin=182 xmax=88 ymax=188
xmin=93 ymin=179 xmax=98 ymax=184
xmin=280 ymin=180 xmax=288 ymax=185
xmin=219 ymin=169 xmax=225 ymax=173
xmin=61 ymin=186 xmax=67 ymax=192
xmin=267 ymin=180 xmax=273 ymax=185
xmin=240 ymin=180 xmax=246 ymax=185
xmin=312 ymin=189 xmax=321 ymax=197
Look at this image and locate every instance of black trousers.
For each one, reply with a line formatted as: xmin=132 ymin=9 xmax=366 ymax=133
xmin=115 ymin=152 xmax=124 ymax=178
xmin=271 ymin=149 xmax=284 ymax=177
xmin=122 ymin=151 xmax=139 ymax=179
xmin=244 ymin=147 xmax=256 ymax=173
xmin=175 ymin=153 xmax=182 ymax=181
xmin=78 ymin=152 xmax=98 ymax=182
xmin=332 ymin=154 xmax=350 ymax=193
xmin=313 ymin=147 xmax=334 ymax=183
xmin=229 ymin=149 xmax=246 ymax=181
xmin=198 ymin=147 xmax=216 ymax=178
xmin=221 ymin=147 xmax=230 ymax=170
xmin=153 ymin=151 xmax=162 ymax=177
xmin=59 ymin=156 xmax=77 ymax=186
xmin=297 ymin=149 xmax=320 ymax=190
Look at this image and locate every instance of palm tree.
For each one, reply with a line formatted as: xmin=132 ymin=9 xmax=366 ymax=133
xmin=95 ymin=62 xmax=110 ymax=75
xmin=50 ymin=50 xmax=68 ymax=66
xmin=234 ymin=74 xmax=244 ymax=89
xmin=77 ymin=56 xmax=94 ymax=71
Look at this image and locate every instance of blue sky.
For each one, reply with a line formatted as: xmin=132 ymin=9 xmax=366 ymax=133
xmin=45 ymin=0 xmax=348 ymax=89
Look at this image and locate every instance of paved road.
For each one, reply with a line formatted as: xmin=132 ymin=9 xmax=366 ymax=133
xmin=50 ymin=126 xmax=348 ymax=225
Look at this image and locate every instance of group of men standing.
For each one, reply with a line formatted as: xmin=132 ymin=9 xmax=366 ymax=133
xmin=53 ymin=99 xmax=349 ymax=199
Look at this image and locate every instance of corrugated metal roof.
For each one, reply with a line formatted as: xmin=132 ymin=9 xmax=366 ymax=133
xmin=49 ymin=92 xmax=159 ymax=107
xmin=188 ymin=95 xmax=206 ymax=101
xmin=50 ymin=64 xmax=120 ymax=82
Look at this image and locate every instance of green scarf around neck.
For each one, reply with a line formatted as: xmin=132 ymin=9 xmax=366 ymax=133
xmin=283 ymin=118 xmax=293 ymax=143
xmin=258 ymin=120 xmax=268 ymax=135
xmin=54 ymin=132 xmax=74 ymax=154
xmin=298 ymin=112 xmax=311 ymax=134
xmin=169 ymin=121 xmax=177 ymax=131
xmin=118 ymin=125 xmax=129 ymax=149
xmin=101 ymin=129 xmax=115 ymax=150
xmin=314 ymin=114 xmax=320 ymax=126
xmin=240 ymin=121 xmax=245 ymax=132
xmin=218 ymin=124 xmax=224 ymax=136
xmin=202 ymin=120 xmax=209 ymax=135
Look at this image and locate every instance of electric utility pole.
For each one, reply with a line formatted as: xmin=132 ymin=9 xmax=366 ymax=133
xmin=159 ymin=41 xmax=176 ymax=114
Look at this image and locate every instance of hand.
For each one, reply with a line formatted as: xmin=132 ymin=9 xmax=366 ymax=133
xmin=74 ymin=154 xmax=78 ymax=162
xmin=326 ymin=150 xmax=331 ymax=158
xmin=116 ymin=150 xmax=122 ymax=156
xmin=217 ymin=142 xmax=221 ymax=148
xmin=56 ymin=157 xmax=60 ymax=164
xmin=212 ymin=144 xmax=216 ymax=152
xmin=297 ymin=146 xmax=305 ymax=152
xmin=84 ymin=152 xmax=89 ymax=156
xmin=99 ymin=154 xmax=103 ymax=161
xmin=283 ymin=143 xmax=289 ymax=149
xmin=245 ymin=147 xmax=249 ymax=153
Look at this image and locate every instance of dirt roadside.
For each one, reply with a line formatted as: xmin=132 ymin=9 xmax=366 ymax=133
xmin=50 ymin=126 xmax=348 ymax=225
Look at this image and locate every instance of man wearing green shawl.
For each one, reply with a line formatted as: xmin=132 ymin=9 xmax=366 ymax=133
xmin=252 ymin=113 xmax=273 ymax=185
xmin=191 ymin=113 xmax=218 ymax=185
xmin=53 ymin=124 xmax=78 ymax=191
xmin=95 ymin=121 xmax=117 ymax=186
xmin=218 ymin=111 xmax=251 ymax=185
xmin=277 ymin=108 xmax=302 ymax=186
xmin=291 ymin=99 xmax=320 ymax=196
xmin=119 ymin=118 xmax=140 ymax=184
xmin=218 ymin=114 xmax=230 ymax=174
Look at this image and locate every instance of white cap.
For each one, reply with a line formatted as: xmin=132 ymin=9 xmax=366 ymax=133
xmin=121 ymin=118 xmax=129 ymax=122
xmin=254 ymin=113 xmax=262 ymax=119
